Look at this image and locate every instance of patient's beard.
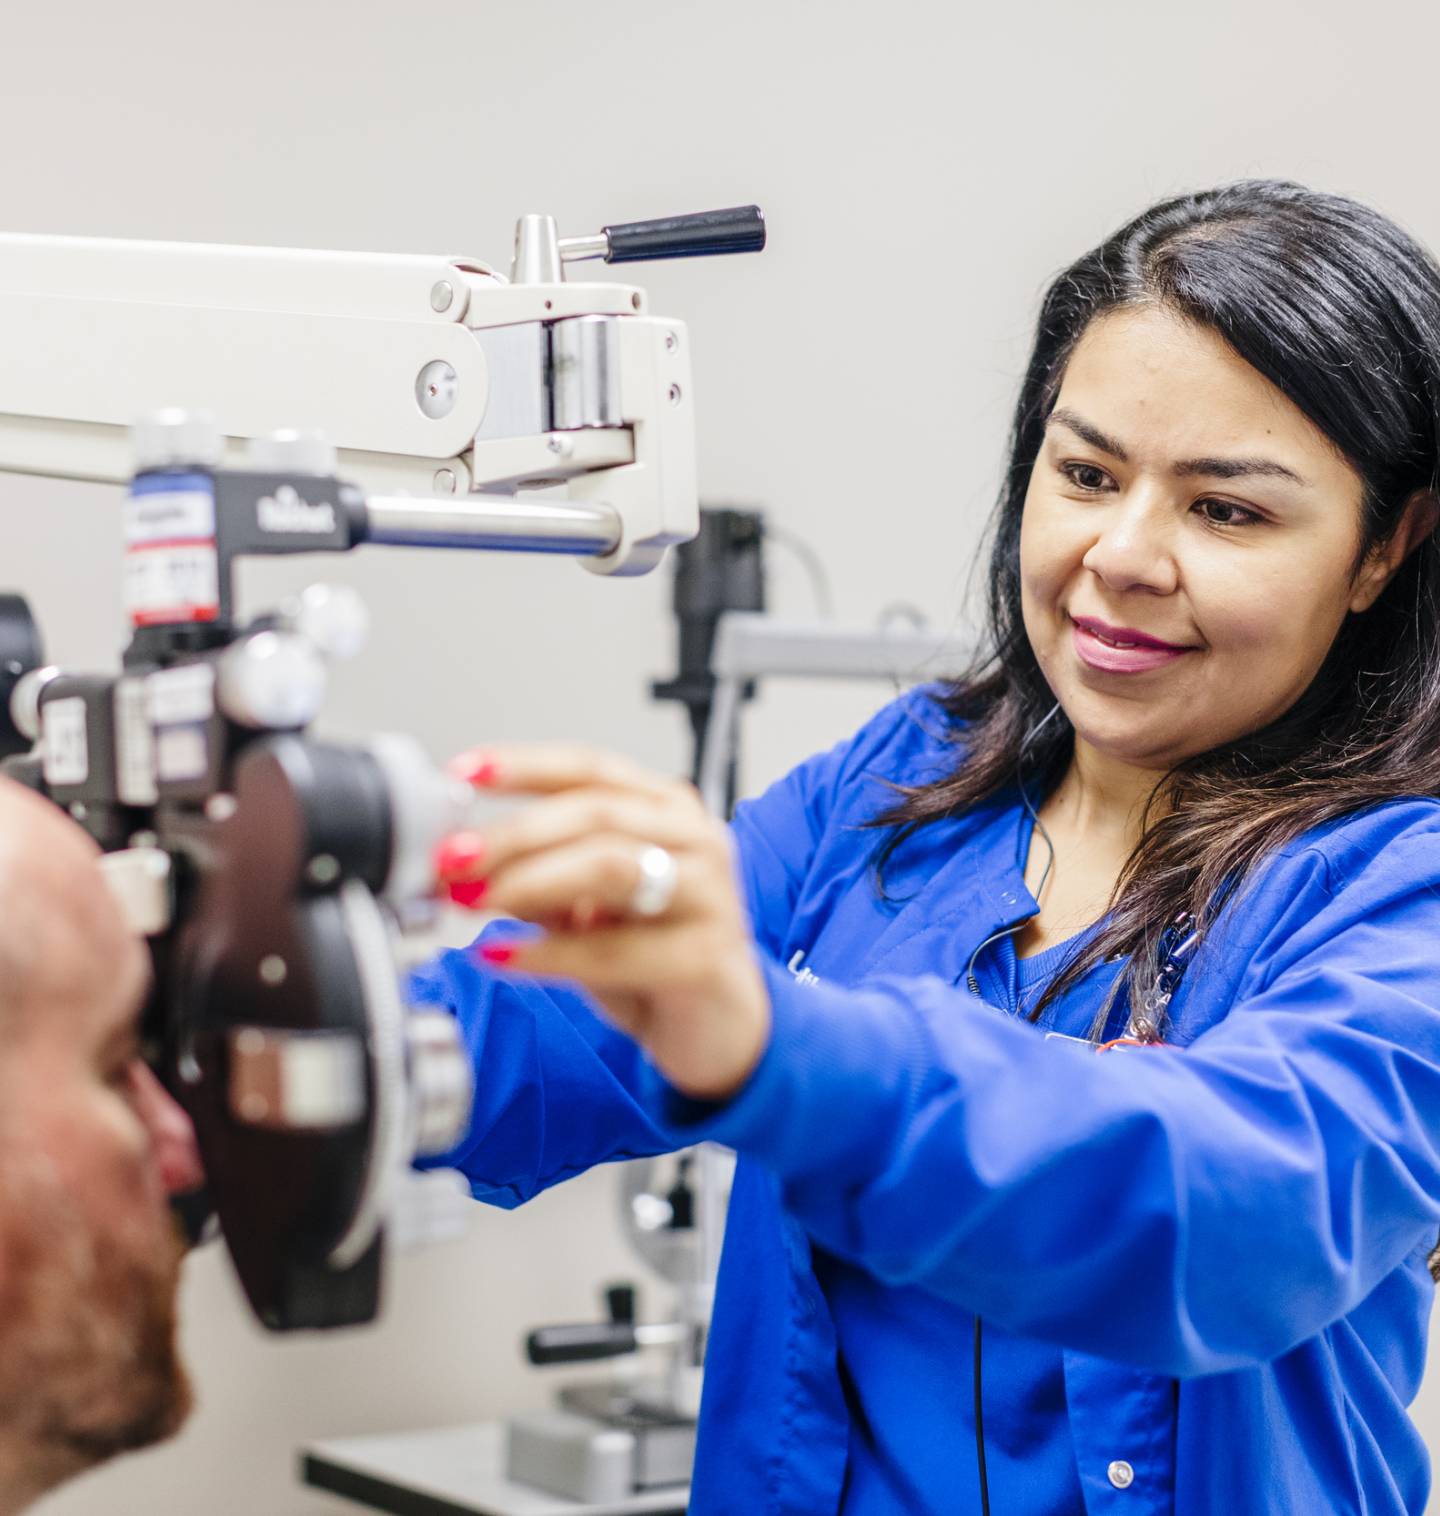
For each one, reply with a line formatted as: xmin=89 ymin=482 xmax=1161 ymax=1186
xmin=0 ymin=1153 xmax=191 ymax=1508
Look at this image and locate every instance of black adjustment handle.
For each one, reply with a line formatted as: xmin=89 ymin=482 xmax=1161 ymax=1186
xmin=526 ymin=1321 xmax=639 ymax=1365
xmin=603 ymin=205 xmax=766 ymax=263
xmin=605 ymin=1282 xmax=637 ymax=1325
xmin=0 ymin=594 xmax=42 ymax=761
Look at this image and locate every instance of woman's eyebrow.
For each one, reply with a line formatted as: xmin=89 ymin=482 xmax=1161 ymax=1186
xmin=1045 ymin=407 xmax=1308 ymax=486
xmin=1048 ymin=407 xmax=1129 ymax=459
xmin=1171 ymin=453 xmax=1308 ymax=486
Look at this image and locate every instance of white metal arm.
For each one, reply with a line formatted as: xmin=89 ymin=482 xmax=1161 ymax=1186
xmin=0 ymin=211 xmax=709 ymax=575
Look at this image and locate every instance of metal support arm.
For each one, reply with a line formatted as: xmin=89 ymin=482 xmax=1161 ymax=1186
xmin=0 ymin=206 xmax=763 ymax=575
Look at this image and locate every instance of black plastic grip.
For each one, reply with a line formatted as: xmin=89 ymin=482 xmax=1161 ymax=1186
xmin=0 ymin=594 xmax=41 ymax=760
xmin=526 ymin=1322 xmax=639 ymax=1365
xmin=603 ymin=205 xmax=766 ymax=263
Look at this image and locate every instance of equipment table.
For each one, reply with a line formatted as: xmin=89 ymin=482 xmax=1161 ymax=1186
xmin=301 ymin=1422 xmax=688 ymax=1516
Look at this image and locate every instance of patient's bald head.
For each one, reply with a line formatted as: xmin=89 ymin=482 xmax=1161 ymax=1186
xmin=0 ymin=780 xmax=194 ymax=1512
xmin=0 ymin=780 xmax=149 ymax=1039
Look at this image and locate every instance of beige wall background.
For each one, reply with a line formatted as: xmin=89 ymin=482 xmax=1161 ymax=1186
xmin=1 ymin=0 xmax=1437 ymax=1509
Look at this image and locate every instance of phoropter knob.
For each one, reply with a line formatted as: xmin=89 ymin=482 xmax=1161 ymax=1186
xmin=132 ymin=409 xmax=224 ymax=472
xmin=285 ymin=584 xmax=370 ymax=663
xmin=246 ymin=430 xmax=339 ymax=477
xmin=406 ymin=1010 xmax=471 ymax=1156
xmin=216 ymin=630 xmax=328 ymax=731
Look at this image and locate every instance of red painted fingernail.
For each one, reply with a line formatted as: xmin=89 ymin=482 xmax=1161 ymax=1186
xmin=448 ymin=750 xmax=502 ymax=787
xmin=434 ymin=831 xmax=486 ymax=879
xmin=448 ymin=877 xmax=489 ymax=908
xmin=476 ymin=943 xmax=516 ymax=966
xmin=446 ymin=747 xmax=485 ymax=778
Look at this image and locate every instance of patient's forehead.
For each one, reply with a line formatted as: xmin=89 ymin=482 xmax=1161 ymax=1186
xmin=0 ymin=783 xmax=146 ymax=1040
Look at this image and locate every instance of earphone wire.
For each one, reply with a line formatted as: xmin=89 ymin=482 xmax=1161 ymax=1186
xmin=963 ymin=702 xmax=1061 ymax=995
xmin=974 ymin=1316 xmax=991 ymax=1516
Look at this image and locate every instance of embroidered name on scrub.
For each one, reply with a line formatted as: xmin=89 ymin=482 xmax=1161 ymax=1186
xmin=787 ymin=950 xmax=821 ymax=988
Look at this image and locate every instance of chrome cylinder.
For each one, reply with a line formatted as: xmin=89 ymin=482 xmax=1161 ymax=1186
xmin=511 ymin=214 xmax=563 ymax=284
xmin=558 ymin=231 xmax=610 ymax=264
xmin=363 ymin=495 xmax=621 ymax=556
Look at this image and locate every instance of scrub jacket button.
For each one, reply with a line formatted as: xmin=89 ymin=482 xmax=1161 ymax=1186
xmin=999 ymin=890 xmax=1018 ymax=905
xmin=1107 ymin=1460 xmax=1135 ymax=1489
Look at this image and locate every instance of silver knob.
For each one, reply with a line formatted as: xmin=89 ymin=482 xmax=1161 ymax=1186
xmin=132 ymin=409 xmax=224 ymax=472
xmin=406 ymin=1010 xmax=472 ymax=1156
xmin=511 ymin=213 xmax=563 ymax=284
xmin=9 ymin=665 xmax=58 ymax=742
xmin=246 ymin=429 xmax=338 ymax=476
xmin=215 ymin=630 xmax=327 ymax=730
xmin=99 ymin=848 xmax=173 ymax=937
xmin=365 ymin=733 xmax=472 ymax=905
xmin=287 ymin=584 xmax=370 ymax=662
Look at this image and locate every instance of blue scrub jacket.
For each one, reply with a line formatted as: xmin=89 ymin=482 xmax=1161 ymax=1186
xmin=410 ymin=687 xmax=1440 ymax=1515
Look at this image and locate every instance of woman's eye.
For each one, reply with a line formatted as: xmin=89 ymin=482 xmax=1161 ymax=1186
xmin=1059 ymin=461 xmax=1111 ymax=492
xmin=104 ymin=1058 xmax=139 ymax=1094
xmin=1196 ymin=498 xmax=1260 ymax=527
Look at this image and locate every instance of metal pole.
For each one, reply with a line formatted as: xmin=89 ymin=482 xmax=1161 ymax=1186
xmin=362 ymin=495 xmax=622 ymax=556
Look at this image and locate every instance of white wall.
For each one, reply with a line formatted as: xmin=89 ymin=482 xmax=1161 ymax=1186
xmin=5 ymin=0 xmax=1440 ymax=1509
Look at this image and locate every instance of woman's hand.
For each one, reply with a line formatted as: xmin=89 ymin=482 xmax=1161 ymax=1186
xmin=435 ymin=745 xmax=772 ymax=1104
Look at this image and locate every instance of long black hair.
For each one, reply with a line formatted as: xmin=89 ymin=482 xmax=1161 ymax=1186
xmin=867 ymin=179 xmax=1440 ymax=1035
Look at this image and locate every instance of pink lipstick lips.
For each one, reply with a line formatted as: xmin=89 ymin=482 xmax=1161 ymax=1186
xmin=1070 ymin=615 xmax=1197 ymax=674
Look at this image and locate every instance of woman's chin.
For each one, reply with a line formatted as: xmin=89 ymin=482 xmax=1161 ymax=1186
xmin=1063 ymin=708 xmax=1189 ymax=773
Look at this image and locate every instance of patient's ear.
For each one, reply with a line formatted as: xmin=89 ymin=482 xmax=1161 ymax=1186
xmin=1349 ymin=489 xmax=1440 ymax=613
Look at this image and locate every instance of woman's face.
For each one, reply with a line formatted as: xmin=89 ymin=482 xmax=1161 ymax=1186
xmin=1020 ymin=305 xmax=1397 ymax=775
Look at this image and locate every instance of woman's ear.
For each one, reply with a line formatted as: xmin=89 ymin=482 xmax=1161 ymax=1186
xmin=1349 ymin=489 xmax=1440 ymax=613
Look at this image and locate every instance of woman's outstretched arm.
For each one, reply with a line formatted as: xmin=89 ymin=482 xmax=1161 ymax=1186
xmin=643 ymin=812 xmax=1440 ymax=1378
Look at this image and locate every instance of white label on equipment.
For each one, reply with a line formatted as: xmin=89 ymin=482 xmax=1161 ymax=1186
xmin=41 ymin=697 xmax=89 ymax=786
xmin=123 ymin=489 xmax=215 ymax=545
xmin=124 ymin=544 xmax=220 ymax=626
xmin=283 ymin=1036 xmax=367 ymax=1127
xmin=114 ymin=679 xmax=158 ymax=806
xmin=155 ymin=726 xmax=208 ymax=783
xmin=146 ymin=663 xmax=215 ymax=726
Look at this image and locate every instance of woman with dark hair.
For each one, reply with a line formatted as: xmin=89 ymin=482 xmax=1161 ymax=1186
xmin=425 ymin=180 xmax=1440 ymax=1514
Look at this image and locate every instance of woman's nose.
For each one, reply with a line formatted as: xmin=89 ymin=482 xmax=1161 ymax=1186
xmin=1079 ymin=496 xmax=1180 ymax=595
xmin=130 ymin=1062 xmax=206 ymax=1195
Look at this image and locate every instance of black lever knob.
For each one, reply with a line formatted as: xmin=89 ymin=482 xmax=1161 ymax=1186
xmin=0 ymin=594 xmax=42 ymax=761
xmin=526 ymin=1321 xmax=639 ymax=1365
xmin=606 ymin=1282 xmax=637 ymax=1324
xmin=603 ymin=205 xmax=766 ymax=264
